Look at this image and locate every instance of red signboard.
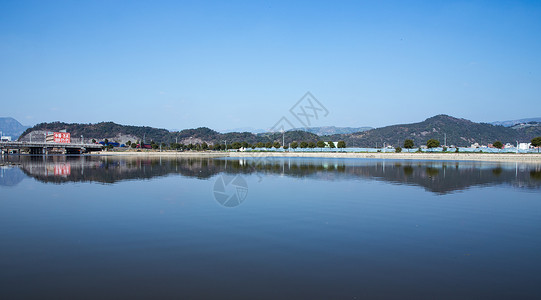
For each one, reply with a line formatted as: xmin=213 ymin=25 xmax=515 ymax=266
xmin=53 ymin=132 xmax=71 ymax=143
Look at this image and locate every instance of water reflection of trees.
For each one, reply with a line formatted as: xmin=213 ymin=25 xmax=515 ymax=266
xmin=3 ymin=156 xmax=541 ymax=194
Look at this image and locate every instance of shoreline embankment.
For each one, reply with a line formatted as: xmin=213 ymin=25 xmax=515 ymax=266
xmin=90 ymin=151 xmax=541 ymax=163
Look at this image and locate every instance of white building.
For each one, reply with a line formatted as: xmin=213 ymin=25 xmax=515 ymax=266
xmin=518 ymin=143 xmax=531 ymax=150
xmin=0 ymin=136 xmax=12 ymax=142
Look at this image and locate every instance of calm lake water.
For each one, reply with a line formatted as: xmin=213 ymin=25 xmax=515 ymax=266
xmin=1 ymin=155 xmax=541 ymax=299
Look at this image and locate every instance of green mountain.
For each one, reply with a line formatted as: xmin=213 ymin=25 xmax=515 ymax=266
xmin=20 ymin=121 xmax=320 ymax=145
xmin=0 ymin=117 xmax=30 ymax=139
xmin=19 ymin=115 xmax=541 ymax=147
xmin=322 ymin=115 xmax=541 ymax=147
xmin=20 ymin=121 xmax=171 ymax=143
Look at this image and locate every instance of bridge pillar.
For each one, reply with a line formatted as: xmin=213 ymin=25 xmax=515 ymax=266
xmin=30 ymin=147 xmax=44 ymax=155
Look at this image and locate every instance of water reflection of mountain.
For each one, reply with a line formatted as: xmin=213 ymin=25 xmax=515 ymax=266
xmin=2 ymin=156 xmax=541 ymax=194
xmin=0 ymin=166 xmax=26 ymax=187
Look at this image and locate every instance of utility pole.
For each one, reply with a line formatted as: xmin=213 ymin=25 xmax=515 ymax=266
xmin=444 ymin=133 xmax=447 ymax=147
xmin=282 ymin=129 xmax=285 ymax=150
xmin=224 ymin=140 xmax=227 ymax=151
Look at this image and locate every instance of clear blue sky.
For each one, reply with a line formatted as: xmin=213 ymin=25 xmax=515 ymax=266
xmin=1 ymin=0 xmax=540 ymax=131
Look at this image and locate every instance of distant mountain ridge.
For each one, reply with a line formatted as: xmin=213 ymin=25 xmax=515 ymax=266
xmin=0 ymin=117 xmax=30 ymax=139
xmin=220 ymin=127 xmax=267 ymax=134
xmin=290 ymin=126 xmax=373 ymax=135
xmin=491 ymin=117 xmax=541 ymax=127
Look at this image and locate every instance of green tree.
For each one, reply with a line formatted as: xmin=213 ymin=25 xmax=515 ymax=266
xmin=328 ymin=141 xmax=336 ymax=148
xmin=273 ymin=142 xmax=281 ymax=149
xmin=126 ymin=141 xmax=132 ymax=146
xmin=256 ymin=142 xmax=264 ymax=148
xmin=300 ymin=141 xmax=308 ymax=148
xmin=493 ymin=141 xmax=503 ymax=149
xmin=130 ymin=143 xmax=137 ymax=149
xmin=317 ymin=141 xmax=326 ymax=149
xmin=337 ymin=141 xmax=346 ymax=148
xmin=265 ymin=142 xmax=272 ymax=148
xmin=104 ymin=138 xmax=109 ymax=145
xmin=291 ymin=141 xmax=298 ymax=149
xmin=308 ymin=142 xmax=316 ymax=149
xmin=395 ymin=146 xmax=402 ymax=153
xmin=201 ymin=142 xmax=208 ymax=150
xmin=232 ymin=142 xmax=242 ymax=149
xmin=283 ymin=144 xmax=289 ymax=150
xmin=403 ymin=139 xmax=414 ymax=149
xmin=426 ymin=139 xmax=440 ymax=149
xmin=531 ymin=137 xmax=541 ymax=152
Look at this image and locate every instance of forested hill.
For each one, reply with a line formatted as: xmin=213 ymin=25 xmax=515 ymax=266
xmin=323 ymin=115 xmax=541 ymax=147
xmin=19 ymin=121 xmax=320 ymax=145
xmin=20 ymin=122 xmax=171 ymax=142
xmin=19 ymin=115 xmax=541 ymax=147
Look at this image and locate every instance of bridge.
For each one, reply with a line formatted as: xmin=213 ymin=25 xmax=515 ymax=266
xmin=1 ymin=141 xmax=102 ymax=155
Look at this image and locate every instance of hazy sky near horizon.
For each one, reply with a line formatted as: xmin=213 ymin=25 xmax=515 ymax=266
xmin=1 ymin=0 xmax=540 ymax=131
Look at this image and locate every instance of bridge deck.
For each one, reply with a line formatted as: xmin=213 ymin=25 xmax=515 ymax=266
xmin=1 ymin=142 xmax=102 ymax=154
xmin=1 ymin=142 xmax=101 ymax=148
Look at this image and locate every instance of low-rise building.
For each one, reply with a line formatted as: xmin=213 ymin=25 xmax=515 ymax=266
xmin=518 ymin=143 xmax=531 ymax=150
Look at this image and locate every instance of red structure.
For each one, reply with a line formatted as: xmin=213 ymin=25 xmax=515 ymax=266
xmin=46 ymin=132 xmax=71 ymax=143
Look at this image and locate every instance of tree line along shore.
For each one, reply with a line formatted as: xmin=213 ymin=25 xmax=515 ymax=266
xmin=97 ymin=137 xmax=541 ymax=153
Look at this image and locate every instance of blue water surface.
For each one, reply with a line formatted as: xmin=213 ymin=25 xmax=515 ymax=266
xmin=1 ymin=156 xmax=540 ymax=299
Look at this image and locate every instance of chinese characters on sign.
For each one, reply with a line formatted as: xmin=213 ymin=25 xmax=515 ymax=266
xmin=53 ymin=132 xmax=71 ymax=143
